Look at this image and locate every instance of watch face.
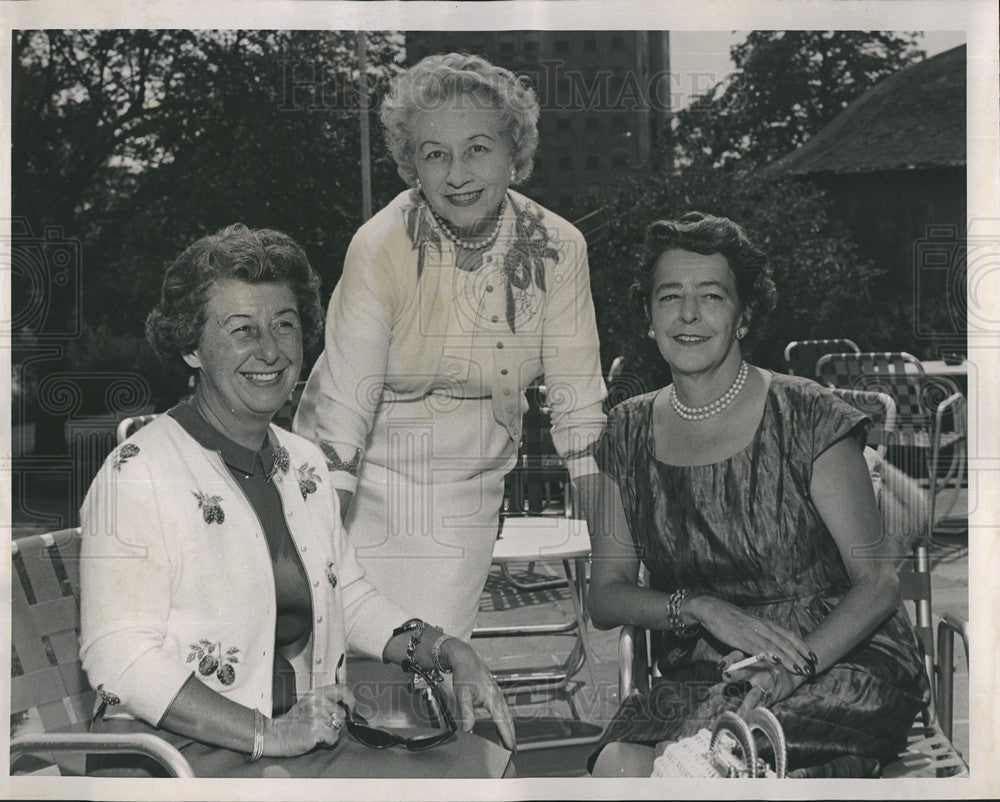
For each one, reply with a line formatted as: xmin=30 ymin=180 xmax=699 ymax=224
xmin=392 ymin=618 xmax=425 ymax=637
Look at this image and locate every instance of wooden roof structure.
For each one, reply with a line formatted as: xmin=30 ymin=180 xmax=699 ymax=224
xmin=770 ymin=45 xmax=966 ymax=176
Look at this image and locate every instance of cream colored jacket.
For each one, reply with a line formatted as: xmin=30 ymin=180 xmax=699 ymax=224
xmin=79 ymin=416 xmax=411 ymax=724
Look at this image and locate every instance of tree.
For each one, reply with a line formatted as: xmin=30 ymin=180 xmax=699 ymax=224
xmin=672 ymin=31 xmax=925 ymax=167
xmin=12 ymin=30 xmax=406 ymax=411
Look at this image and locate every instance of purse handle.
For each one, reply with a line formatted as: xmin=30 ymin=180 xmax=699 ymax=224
xmin=709 ymin=704 xmax=788 ymax=778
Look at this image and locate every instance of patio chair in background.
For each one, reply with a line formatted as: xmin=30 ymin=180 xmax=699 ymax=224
xmin=783 ymin=338 xmax=860 ymax=382
xmin=115 ymin=414 xmax=158 ymax=445
xmin=817 ymin=352 xmax=967 ymax=539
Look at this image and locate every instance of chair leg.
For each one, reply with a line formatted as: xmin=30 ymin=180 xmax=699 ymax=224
xmin=563 ymin=557 xmax=597 ymax=690
xmin=936 ymin=625 xmax=954 ymax=742
xmin=935 ymin=614 xmax=968 ymax=744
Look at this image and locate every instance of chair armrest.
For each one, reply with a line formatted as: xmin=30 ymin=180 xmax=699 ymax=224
xmin=933 ymin=392 xmax=965 ymax=442
xmin=619 ymin=625 xmax=638 ymax=701
xmin=938 ymin=612 xmax=969 ymax=664
xmin=10 ymin=731 xmax=196 ymax=778
xmin=934 ymin=612 xmax=969 ymax=742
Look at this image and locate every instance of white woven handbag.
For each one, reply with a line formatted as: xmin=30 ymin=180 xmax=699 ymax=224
xmin=651 ymin=707 xmax=787 ymax=778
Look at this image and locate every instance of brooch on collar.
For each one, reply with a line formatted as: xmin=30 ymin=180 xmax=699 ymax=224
xmin=269 ymin=445 xmax=291 ymax=480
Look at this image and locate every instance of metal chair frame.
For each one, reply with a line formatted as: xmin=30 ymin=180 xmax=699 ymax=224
xmin=783 ymin=338 xmax=860 ymax=381
xmin=10 ymin=528 xmax=196 ymax=777
xmin=817 ymin=352 xmax=967 ymax=537
xmin=473 ymin=512 xmax=595 ymax=692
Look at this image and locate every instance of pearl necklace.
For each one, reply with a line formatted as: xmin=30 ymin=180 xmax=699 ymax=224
xmin=427 ymin=196 xmax=506 ymax=251
xmin=670 ymin=361 xmax=749 ymax=421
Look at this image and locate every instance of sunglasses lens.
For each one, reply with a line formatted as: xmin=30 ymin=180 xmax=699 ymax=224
xmin=346 ymin=669 xmax=457 ymax=751
xmin=346 ymin=720 xmax=404 ymax=749
xmin=405 ymin=730 xmax=457 ymax=752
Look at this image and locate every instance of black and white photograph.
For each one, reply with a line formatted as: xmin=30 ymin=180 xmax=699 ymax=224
xmin=3 ymin=0 xmax=998 ymax=798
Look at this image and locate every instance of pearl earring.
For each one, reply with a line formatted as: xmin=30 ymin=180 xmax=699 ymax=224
xmin=737 ymin=326 xmax=748 ymax=340
xmin=510 ymin=165 xmax=517 ymax=183
xmin=648 ymin=329 xmax=656 ymax=339
xmin=414 ymin=177 xmax=422 ymax=190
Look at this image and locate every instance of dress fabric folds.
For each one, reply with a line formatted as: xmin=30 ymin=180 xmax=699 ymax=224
xmin=590 ymin=373 xmax=929 ymax=777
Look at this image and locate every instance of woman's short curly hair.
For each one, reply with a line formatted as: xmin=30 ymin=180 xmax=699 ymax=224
xmin=145 ymin=224 xmax=323 ymax=368
xmin=630 ymin=212 xmax=778 ymax=351
xmin=380 ymin=52 xmax=540 ymax=186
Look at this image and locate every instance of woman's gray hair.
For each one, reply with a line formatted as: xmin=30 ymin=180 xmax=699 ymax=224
xmin=380 ymin=52 xmax=540 ymax=187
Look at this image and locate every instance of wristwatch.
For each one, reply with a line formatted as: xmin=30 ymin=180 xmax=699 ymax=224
xmin=385 ymin=618 xmax=427 ymax=665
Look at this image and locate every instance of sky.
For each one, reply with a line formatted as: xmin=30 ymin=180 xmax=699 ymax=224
xmin=668 ymin=30 xmax=968 ymax=111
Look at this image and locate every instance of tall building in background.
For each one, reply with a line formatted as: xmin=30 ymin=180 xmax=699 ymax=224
xmin=406 ymin=31 xmax=671 ymax=230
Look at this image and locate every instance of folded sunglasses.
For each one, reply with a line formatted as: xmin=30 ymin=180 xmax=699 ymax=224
xmin=340 ymin=663 xmax=457 ymax=752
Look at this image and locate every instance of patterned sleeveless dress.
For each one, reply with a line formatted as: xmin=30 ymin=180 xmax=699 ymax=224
xmin=589 ymin=373 xmax=928 ymax=777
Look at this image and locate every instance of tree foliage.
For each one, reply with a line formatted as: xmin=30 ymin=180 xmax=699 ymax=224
xmin=13 ymin=30 xmax=406 ymax=409
xmin=672 ymin=31 xmax=924 ymax=167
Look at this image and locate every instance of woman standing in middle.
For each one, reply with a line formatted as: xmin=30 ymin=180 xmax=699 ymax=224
xmin=295 ymin=53 xmax=606 ymax=640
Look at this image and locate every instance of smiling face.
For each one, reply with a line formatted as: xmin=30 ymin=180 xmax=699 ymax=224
xmin=649 ymin=248 xmax=746 ymax=376
xmin=183 ymin=279 xmax=302 ymax=437
xmin=411 ymin=93 xmax=514 ymax=231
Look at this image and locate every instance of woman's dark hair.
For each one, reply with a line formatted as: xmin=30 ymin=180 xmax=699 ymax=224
xmin=145 ymin=224 xmax=323 ymax=366
xmin=630 ymin=212 xmax=778 ymax=350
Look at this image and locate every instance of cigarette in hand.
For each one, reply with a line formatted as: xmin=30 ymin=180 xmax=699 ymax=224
xmin=723 ymin=653 xmax=767 ymax=679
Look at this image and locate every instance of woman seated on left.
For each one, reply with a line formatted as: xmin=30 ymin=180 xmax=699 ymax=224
xmin=79 ymin=224 xmax=515 ymax=777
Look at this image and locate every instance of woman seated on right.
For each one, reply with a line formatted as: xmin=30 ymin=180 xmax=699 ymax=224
xmin=586 ymin=213 xmax=928 ymax=778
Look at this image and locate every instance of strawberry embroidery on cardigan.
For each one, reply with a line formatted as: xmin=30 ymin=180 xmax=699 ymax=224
xmin=193 ymin=491 xmax=225 ymax=524
xmin=112 ymin=443 xmax=140 ymax=471
xmin=297 ymin=463 xmax=322 ymax=500
xmin=187 ymin=640 xmax=240 ymax=686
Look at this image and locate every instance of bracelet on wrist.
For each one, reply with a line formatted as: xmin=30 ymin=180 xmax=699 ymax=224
xmin=402 ymin=621 xmax=430 ymax=674
xmin=245 ymin=708 xmax=265 ymax=763
xmin=430 ymin=633 xmax=454 ymax=681
xmin=665 ymin=589 xmax=701 ymax=638
xmin=386 ymin=617 xmax=425 ymax=665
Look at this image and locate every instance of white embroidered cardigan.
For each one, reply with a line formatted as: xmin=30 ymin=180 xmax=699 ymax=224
xmin=79 ymin=415 xmax=411 ymax=725
xmin=294 ymin=188 xmax=607 ymax=491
